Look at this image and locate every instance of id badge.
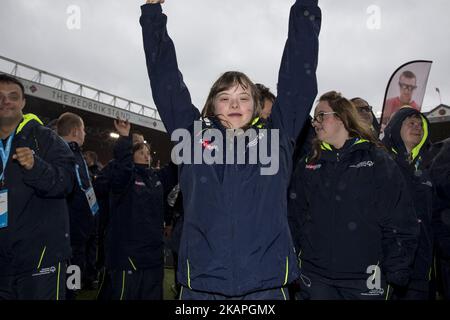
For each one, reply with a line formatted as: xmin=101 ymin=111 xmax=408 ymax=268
xmin=0 ymin=189 xmax=8 ymax=228
xmin=85 ymin=187 xmax=99 ymax=216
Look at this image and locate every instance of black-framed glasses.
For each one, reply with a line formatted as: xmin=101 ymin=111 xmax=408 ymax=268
xmin=399 ymin=82 xmax=417 ymax=91
xmin=311 ymin=111 xmax=337 ymax=124
xmin=357 ymin=105 xmax=373 ymax=113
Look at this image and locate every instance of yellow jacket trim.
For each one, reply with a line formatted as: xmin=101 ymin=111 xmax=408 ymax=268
xmin=16 ymin=113 xmax=43 ymax=135
xmin=410 ymin=115 xmax=428 ymax=161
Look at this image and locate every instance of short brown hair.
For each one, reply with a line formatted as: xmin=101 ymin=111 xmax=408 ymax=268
xmin=57 ymin=112 xmax=83 ymax=136
xmin=401 ymin=70 xmax=416 ymax=80
xmin=201 ymin=71 xmax=261 ymax=128
xmin=0 ymin=74 xmax=25 ymax=98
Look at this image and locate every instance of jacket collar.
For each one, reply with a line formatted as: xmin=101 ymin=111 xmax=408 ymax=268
xmin=15 ymin=113 xmax=44 ymax=135
xmin=320 ymin=137 xmax=370 ymax=162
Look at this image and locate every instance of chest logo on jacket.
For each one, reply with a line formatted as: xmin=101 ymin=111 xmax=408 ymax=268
xmin=349 ymin=161 xmax=374 ymax=169
xmin=421 ymin=181 xmax=432 ymax=188
xmin=171 ymin=120 xmax=280 ymax=176
xmin=305 ymin=163 xmax=322 ymax=171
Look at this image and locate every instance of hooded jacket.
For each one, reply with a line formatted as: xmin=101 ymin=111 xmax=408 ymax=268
xmin=66 ymin=141 xmax=96 ymax=244
xmin=0 ymin=114 xmax=74 ymax=275
xmin=140 ymin=0 xmax=321 ymax=296
xmin=382 ymin=107 xmax=434 ymax=289
xmin=288 ymin=138 xmax=419 ymax=286
xmin=105 ymin=136 xmax=177 ymax=270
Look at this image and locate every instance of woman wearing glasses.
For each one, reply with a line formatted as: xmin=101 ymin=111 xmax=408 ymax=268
xmin=288 ymin=91 xmax=419 ymax=300
xmin=350 ymin=97 xmax=380 ymax=136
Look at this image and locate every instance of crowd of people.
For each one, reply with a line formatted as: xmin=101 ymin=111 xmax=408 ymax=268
xmin=0 ymin=0 xmax=449 ymax=300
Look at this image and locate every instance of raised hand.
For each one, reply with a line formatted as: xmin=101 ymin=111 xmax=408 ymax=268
xmin=12 ymin=147 xmax=35 ymax=170
xmin=146 ymin=0 xmax=165 ymax=4
xmin=114 ymin=118 xmax=131 ymax=137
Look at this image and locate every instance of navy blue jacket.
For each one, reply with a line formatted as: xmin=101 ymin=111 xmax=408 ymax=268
xmin=382 ymin=108 xmax=434 ymax=289
xmin=0 ymin=114 xmax=74 ymax=275
xmin=140 ymin=0 xmax=321 ymax=296
xmin=66 ymin=141 xmax=96 ymax=244
xmin=430 ymin=138 xmax=450 ymax=260
xmin=105 ymin=136 xmax=176 ymax=270
xmin=288 ymin=138 xmax=419 ymax=286
xmin=93 ymin=159 xmax=114 ymax=241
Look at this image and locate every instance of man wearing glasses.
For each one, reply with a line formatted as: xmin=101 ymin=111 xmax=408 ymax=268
xmin=383 ymin=70 xmax=419 ymax=125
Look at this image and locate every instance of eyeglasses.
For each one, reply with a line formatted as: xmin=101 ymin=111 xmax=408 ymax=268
xmin=311 ymin=111 xmax=337 ymax=124
xmin=357 ymin=105 xmax=373 ymax=113
xmin=399 ymin=82 xmax=417 ymax=91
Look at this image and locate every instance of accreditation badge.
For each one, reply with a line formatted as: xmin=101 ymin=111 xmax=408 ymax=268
xmin=0 ymin=189 xmax=8 ymax=228
xmin=85 ymin=187 xmax=99 ymax=216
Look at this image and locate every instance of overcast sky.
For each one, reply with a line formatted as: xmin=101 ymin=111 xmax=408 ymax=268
xmin=1 ymin=0 xmax=449 ymax=117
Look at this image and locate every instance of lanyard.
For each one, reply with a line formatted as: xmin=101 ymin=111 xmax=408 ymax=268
xmin=75 ymin=158 xmax=92 ymax=192
xmin=0 ymin=132 xmax=15 ymax=182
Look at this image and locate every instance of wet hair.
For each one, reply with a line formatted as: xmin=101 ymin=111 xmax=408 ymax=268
xmin=256 ymin=83 xmax=276 ymax=107
xmin=56 ymin=112 xmax=83 ymax=137
xmin=310 ymin=91 xmax=382 ymax=163
xmin=0 ymin=74 xmax=25 ymax=98
xmin=201 ymin=71 xmax=261 ymax=128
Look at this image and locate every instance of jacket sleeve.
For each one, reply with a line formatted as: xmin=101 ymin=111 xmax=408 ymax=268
xmin=270 ymin=0 xmax=321 ymax=141
xmin=110 ymin=136 xmax=134 ymax=194
xmin=376 ymin=153 xmax=420 ymax=287
xmin=21 ymin=128 xmax=75 ymax=198
xmin=140 ymin=4 xmax=200 ymax=135
xmin=287 ymin=157 xmax=309 ymax=256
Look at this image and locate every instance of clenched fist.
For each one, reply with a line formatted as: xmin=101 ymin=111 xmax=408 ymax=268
xmin=114 ymin=118 xmax=131 ymax=137
xmin=12 ymin=147 xmax=35 ymax=170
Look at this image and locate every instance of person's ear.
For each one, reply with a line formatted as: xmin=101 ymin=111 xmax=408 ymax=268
xmin=20 ymin=98 xmax=26 ymax=111
xmin=71 ymin=127 xmax=79 ymax=138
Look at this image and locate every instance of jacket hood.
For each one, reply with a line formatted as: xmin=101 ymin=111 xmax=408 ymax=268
xmin=382 ymin=107 xmax=430 ymax=162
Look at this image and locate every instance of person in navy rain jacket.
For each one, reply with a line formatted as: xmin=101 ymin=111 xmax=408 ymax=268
xmin=140 ymin=0 xmax=321 ymax=299
xmin=0 ymin=74 xmax=74 ymax=300
xmin=288 ymin=91 xmax=419 ymax=300
xmin=57 ymin=112 xmax=98 ymax=297
xmin=105 ymin=119 xmax=177 ymax=300
xmin=382 ymin=107 xmax=434 ymax=300
xmin=429 ymin=138 xmax=450 ymax=300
